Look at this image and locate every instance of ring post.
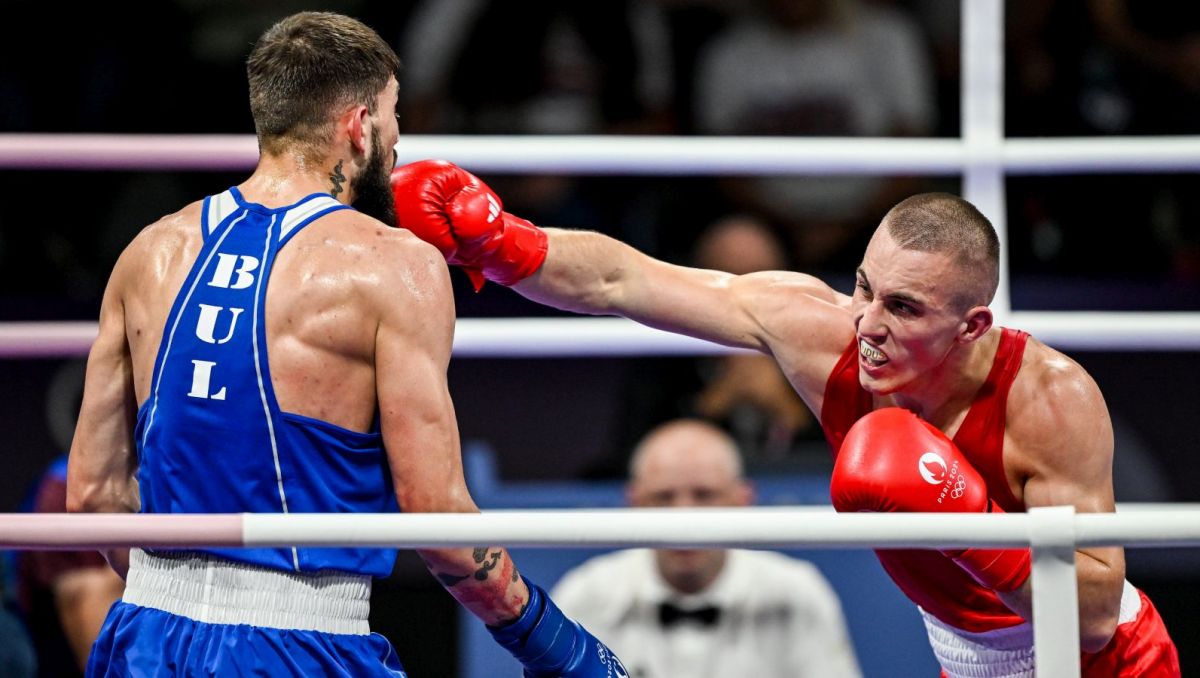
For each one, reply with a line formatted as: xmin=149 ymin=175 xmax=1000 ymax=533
xmin=1029 ymin=505 xmax=1080 ymax=678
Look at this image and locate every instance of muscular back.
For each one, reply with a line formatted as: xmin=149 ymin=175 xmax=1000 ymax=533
xmin=119 ymin=199 xmax=425 ymax=433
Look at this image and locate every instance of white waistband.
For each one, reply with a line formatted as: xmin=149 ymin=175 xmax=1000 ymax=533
xmin=122 ymin=549 xmax=372 ymax=635
xmin=921 ymin=612 xmax=1035 ymax=678
xmin=921 ymin=579 xmax=1141 ymax=678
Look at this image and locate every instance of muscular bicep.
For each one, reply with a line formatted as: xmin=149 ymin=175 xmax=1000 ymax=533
xmin=373 ymin=237 xmax=528 ymax=625
xmin=1017 ymin=367 xmax=1116 ymax=514
xmin=66 ymin=258 xmax=138 ymax=515
xmin=1010 ymin=358 xmax=1124 ymax=649
xmin=375 ymin=243 xmax=476 ymax=514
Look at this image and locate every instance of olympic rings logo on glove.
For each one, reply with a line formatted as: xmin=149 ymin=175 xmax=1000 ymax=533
xmin=950 ymin=475 xmax=968 ymax=499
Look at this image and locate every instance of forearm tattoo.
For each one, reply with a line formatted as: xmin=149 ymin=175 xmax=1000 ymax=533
xmin=473 ymin=548 xmax=503 ymax=581
xmin=424 ymin=548 xmax=509 ymax=588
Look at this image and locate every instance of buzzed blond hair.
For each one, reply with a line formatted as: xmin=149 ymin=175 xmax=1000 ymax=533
xmin=883 ymin=192 xmax=1000 ymax=310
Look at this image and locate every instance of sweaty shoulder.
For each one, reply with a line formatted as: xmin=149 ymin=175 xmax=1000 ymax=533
xmin=118 ymin=200 xmax=206 ymax=280
xmin=111 ymin=200 xmax=207 ymax=398
xmin=1004 ymin=336 xmax=1113 ymax=494
xmin=293 ymin=210 xmax=452 ymax=302
xmin=736 ymin=272 xmax=856 ymax=403
xmin=1008 ymin=338 xmax=1107 ymax=435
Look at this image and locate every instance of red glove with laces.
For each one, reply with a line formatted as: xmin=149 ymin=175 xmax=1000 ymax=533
xmin=390 ymin=159 xmax=548 ymax=291
xmin=831 ymin=407 xmax=1031 ymax=592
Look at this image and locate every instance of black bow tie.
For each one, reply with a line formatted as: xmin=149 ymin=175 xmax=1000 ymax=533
xmin=658 ymin=602 xmax=721 ymax=628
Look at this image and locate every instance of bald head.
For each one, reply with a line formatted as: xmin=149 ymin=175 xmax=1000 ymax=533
xmin=628 ymin=419 xmax=749 ymax=508
xmin=693 ymin=215 xmax=787 ymax=275
xmin=628 ymin=419 xmax=752 ymax=593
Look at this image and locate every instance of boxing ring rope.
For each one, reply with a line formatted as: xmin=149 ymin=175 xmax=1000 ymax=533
xmin=6 ymin=134 xmax=1200 ymax=174
xmin=5 ymin=312 xmax=1200 ymax=359
xmin=1 ymin=1 xmax=1195 ymax=675
xmin=4 ymin=507 xmax=1199 ymax=550
xmin=6 ymin=0 xmax=1200 ymax=352
xmin=1 ymin=506 xmax=1199 ymax=677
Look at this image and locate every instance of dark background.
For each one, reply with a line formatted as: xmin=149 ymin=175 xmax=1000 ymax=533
xmin=3 ymin=0 xmax=1200 ymax=674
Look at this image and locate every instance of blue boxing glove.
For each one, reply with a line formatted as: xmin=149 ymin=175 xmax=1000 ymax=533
xmin=488 ymin=576 xmax=627 ymax=678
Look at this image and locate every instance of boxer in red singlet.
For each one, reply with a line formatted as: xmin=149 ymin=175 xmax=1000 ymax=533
xmin=391 ymin=161 xmax=1180 ymax=676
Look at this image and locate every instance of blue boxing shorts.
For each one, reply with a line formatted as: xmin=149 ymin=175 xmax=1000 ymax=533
xmin=87 ymin=550 xmax=406 ymax=677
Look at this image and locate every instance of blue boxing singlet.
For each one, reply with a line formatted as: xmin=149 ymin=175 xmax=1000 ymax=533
xmin=133 ymin=187 xmax=398 ymax=576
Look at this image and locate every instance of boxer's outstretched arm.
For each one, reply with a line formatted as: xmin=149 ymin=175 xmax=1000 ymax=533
xmin=372 ymin=232 xmax=526 ymax=625
xmin=391 ymin=160 xmax=847 ymax=357
xmin=516 ymin=228 xmax=845 ymax=353
xmin=66 ymin=246 xmax=140 ymax=578
xmin=1002 ymin=356 xmax=1124 ymax=653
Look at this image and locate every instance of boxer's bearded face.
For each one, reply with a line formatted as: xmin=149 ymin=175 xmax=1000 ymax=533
xmin=351 ymin=127 xmax=396 ymax=225
xmin=852 ymin=229 xmax=970 ymax=397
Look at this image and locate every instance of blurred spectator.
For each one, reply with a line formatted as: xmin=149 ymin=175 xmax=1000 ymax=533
xmin=552 ymin=419 xmax=860 ymax=677
xmin=1087 ymin=1 xmax=1200 ymax=281
xmin=604 ymin=214 xmax=833 ymax=476
xmin=17 ymin=457 xmax=125 ymax=677
xmin=1000 ymin=3 xmax=1200 ymax=288
xmin=694 ymin=0 xmax=935 ymax=272
xmin=16 ymin=361 xmax=123 ymax=676
xmin=1088 ymin=1 xmax=1200 ymax=134
xmin=399 ymin=0 xmax=671 ymax=134
xmin=0 ymin=558 xmax=36 ymax=678
xmin=691 ymin=216 xmax=818 ymax=461
xmin=904 ymin=0 xmax=961 ymax=137
xmin=647 ymin=0 xmax=753 ymax=134
xmin=399 ymin=0 xmax=675 ymax=283
xmin=607 ymin=215 xmax=829 ymax=476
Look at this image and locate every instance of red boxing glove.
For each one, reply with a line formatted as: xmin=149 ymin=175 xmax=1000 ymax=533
xmin=390 ymin=159 xmax=548 ymax=291
xmin=831 ymin=408 xmax=1030 ymax=592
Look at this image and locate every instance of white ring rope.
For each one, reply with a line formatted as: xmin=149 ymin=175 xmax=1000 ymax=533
xmin=4 ymin=134 xmax=1200 ymax=174
xmin=4 ymin=313 xmax=1200 ymax=359
xmin=4 ymin=5 xmax=1186 ymax=674
xmin=0 ymin=507 xmax=1197 ymax=550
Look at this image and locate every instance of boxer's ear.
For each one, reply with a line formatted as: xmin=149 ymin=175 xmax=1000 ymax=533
xmin=957 ymin=306 xmax=993 ymax=344
xmin=341 ymin=104 xmax=371 ymax=156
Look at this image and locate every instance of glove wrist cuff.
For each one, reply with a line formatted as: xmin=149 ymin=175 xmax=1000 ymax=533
xmin=479 ymin=213 xmax=548 ymax=288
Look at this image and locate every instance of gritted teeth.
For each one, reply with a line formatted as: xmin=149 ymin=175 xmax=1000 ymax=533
xmin=859 ymin=338 xmax=887 ymax=363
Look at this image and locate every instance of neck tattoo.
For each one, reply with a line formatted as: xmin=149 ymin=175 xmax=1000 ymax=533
xmin=329 ymin=159 xmax=346 ymax=198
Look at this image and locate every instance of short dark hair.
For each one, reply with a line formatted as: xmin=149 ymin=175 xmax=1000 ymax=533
xmin=883 ymin=192 xmax=1000 ymax=309
xmin=247 ymin=12 xmax=399 ymax=155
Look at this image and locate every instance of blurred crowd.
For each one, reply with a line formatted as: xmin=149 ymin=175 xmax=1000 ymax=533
xmin=2 ymin=5 xmax=1200 ymax=672
xmin=2 ymin=0 xmax=1200 ymax=473
xmin=4 ymin=0 xmax=1200 ymax=307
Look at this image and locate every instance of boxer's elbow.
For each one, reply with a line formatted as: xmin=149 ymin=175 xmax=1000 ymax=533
xmin=1078 ymin=582 xmax=1123 ymax=653
xmin=1080 ymin=609 xmax=1119 ymax=654
xmin=66 ymin=479 xmax=106 ymax=514
xmin=397 ymin=483 xmax=480 ymax=515
xmin=66 ymin=475 xmax=137 ymax=514
xmin=1078 ymin=553 xmax=1125 ymax=653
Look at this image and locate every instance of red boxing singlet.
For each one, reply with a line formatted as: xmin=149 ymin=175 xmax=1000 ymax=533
xmin=821 ymin=327 xmax=1030 ymax=632
xmin=820 ymin=328 xmax=1180 ymax=675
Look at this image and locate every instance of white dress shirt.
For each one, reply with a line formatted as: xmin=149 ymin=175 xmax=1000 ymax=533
xmin=551 ymin=549 xmax=862 ymax=678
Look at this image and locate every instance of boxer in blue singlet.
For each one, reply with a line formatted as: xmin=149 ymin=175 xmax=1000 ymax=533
xmin=66 ymin=12 xmax=624 ymax=677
